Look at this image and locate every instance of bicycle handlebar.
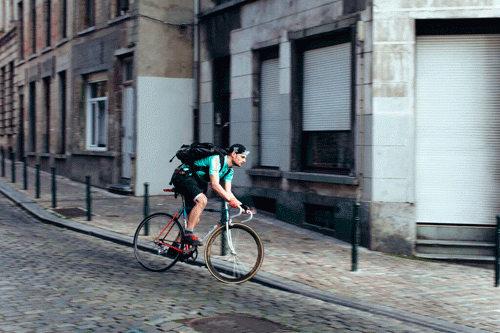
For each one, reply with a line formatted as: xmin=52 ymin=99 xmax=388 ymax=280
xmin=226 ymin=203 xmax=253 ymax=223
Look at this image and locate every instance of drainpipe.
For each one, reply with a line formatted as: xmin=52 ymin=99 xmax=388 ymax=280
xmin=193 ymin=0 xmax=200 ymax=142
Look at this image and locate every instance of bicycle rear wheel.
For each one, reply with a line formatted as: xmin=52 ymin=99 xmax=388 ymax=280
xmin=205 ymin=223 xmax=264 ymax=283
xmin=133 ymin=212 xmax=183 ymax=272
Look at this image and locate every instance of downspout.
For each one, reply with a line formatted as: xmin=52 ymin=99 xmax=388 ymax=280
xmin=193 ymin=0 xmax=200 ymax=142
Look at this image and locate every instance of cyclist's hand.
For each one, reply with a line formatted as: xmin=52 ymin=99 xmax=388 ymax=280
xmin=229 ymin=198 xmax=240 ymax=209
xmin=243 ymin=205 xmax=257 ymax=214
xmin=241 ymin=205 xmax=251 ymax=214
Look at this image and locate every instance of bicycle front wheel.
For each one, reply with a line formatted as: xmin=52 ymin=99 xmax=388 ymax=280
xmin=205 ymin=223 xmax=264 ymax=283
xmin=133 ymin=212 xmax=183 ymax=272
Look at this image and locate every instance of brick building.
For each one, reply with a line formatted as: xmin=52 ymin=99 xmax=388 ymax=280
xmin=0 ymin=0 xmax=19 ymax=159
xmin=12 ymin=0 xmax=194 ymax=195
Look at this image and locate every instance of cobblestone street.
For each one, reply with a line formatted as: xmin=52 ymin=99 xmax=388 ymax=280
xmin=0 ymin=195 xmax=444 ymax=333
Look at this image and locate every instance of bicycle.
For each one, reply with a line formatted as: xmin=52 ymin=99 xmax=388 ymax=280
xmin=133 ymin=188 xmax=264 ymax=284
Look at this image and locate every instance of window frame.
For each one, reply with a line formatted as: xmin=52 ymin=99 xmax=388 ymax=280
xmin=85 ymin=81 xmax=108 ymax=151
xmin=116 ymin=0 xmax=129 ymax=17
xmin=30 ymin=0 xmax=36 ymax=54
xmin=44 ymin=0 xmax=51 ymax=47
xmin=18 ymin=1 xmax=24 ymax=59
xmin=61 ymin=0 xmax=67 ymax=39
xmin=256 ymin=46 xmax=280 ymax=169
xmin=83 ymin=0 xmax=95 ymax=29
xmin=292 ymin=28 xmax=356 ymax=175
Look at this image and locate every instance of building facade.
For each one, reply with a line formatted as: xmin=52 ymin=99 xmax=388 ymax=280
xmin=13 ymin=0 xmax=194 ymax=196
xmin=197 ymin=0 xmax=373 ymax=247
xmin=0 ymin=0 xmax=20 ymax=160
xmin=197 ymin=0 xmax=500 ymax=258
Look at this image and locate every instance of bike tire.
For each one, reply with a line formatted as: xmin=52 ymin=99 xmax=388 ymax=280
xmin=133 ymin=212 xmax=183 ymax=272
xmin=204 ymin=223 xmax=264 ymax=284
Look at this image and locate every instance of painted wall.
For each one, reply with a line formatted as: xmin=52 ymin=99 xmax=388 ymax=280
xmin=135 ymin=76 xmax=193 ymax=196
xmin=370 ymin=0 xmax=500 ymax=253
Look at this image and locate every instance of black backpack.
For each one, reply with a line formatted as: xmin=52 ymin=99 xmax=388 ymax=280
xmin=170 ymin=142 xmax=227 ymax=167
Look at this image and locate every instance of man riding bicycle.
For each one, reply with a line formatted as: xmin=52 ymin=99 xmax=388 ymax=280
xmin=170 ymin=143 xmax=250 ymax=247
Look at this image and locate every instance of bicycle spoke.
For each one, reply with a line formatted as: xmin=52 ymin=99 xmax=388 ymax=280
xmin=205 ymin=223 xmax=264 ymax=283
xmin=133 ymin=213 xmax=183 ymax=272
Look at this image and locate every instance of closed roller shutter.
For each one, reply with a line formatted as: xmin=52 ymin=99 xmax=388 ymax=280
xmin=303 ymin=43 xmax=351 ymax=131
xmin=415 ymin=34 xmax=500 ymax=225
xmin=260 ymin=58 xmax=280 ymax=167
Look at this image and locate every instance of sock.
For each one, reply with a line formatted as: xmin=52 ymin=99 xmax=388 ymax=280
xmin=185 ymin=229 xmax=193 ymax=234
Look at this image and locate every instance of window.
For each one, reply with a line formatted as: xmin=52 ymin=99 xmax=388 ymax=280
xmin=44 ymin=0 xmax=51 ymax=47
xmin=298 ymin=31 xmax=354 ymax=175
xmin=30 ymin=0 xmax=36 ymax=54
xmin=116 ymin=0 xmax=129 ymax=17
xmin=43 ymin=77 xmax=50 ymax=153
xmin=86 ymin=81 xmax=108 ymax=150
xmin=124 ymin=58 xmax=133 ymax=82
xmin=84 ymin=0 xmax=95 ymax=28
xmin=29 ymin=82 xmax=36 ymax=152
xmin=58 ymin=71 xmax=66 ymax=154
xmin=8 ymin=62 xmax=14 ymax=133
xmin=61 ymin=0 xmax=67 ymax=39
xmin=18 ymin=1 xmax=24 ymax=59
xmin=258 ymin=48 xmax=280 ymax=168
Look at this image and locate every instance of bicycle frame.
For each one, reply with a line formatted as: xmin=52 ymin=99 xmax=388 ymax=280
xmin=154 ymin=199 xmax=253 ymax=254
xmin=134 ymin=191 xmax=262 ymax=283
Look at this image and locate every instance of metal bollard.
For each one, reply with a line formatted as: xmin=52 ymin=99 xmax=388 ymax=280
xmin=351 ymin=202 xmax=361 ymax=272
xmin=496 ymin=215 xmax=500 ymax=287
xmin=86 ymin=176 xmax=92 ymax=221
xmin=144 ymin=183 xmax=150 ymax=235
xmin=10 ymin=152 xmax=15 ymax=183
xmin=143 ymin=183 xmax=150 ymax=218
xmin=23 ymin=159 xmax=28 ymax=190
xmin=51 ymin=167 xmax=56 ymax=208
xmin=1 ymin=147 xmax=4 ymax=177
xmin=35 ymin=164 xmax=40 ymax=199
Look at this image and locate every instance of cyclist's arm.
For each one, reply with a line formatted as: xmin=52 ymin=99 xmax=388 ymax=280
xmin=207 ymin=157 xmax=238 ymax=203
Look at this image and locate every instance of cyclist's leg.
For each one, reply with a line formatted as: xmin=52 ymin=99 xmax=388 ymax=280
xmin=171 ymin=173 xmax=206 ymax=245
xmin=186 ymin=193 xmax=207 ymax=229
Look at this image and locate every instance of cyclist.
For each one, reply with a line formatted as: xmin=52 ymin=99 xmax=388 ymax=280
xmin=170 ymin=143 xmax=250 ymax=247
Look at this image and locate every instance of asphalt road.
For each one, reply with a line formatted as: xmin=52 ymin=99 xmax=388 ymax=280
xmin=0 ymin=194 xmax=443 ymax=333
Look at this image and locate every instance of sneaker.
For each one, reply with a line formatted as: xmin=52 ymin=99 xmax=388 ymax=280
xmin=182 ymin=233 xmax=203 ymax=247
xmin=165 ymin=242 xmax=180 ymax=258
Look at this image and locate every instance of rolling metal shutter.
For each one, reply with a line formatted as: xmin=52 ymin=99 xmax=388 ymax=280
xmin=260 ymin=58 xmax=280 ymax=167
xmin=303 ymin=43 xmax=351 ymax=131
xmin=415 ymin=35 xmax=500 ymax=225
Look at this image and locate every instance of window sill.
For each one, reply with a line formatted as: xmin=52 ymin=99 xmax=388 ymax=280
xmin=73 ymin=150 xmax=117 ymax=157
xmin=247 ymin=168 xmax=282 ymax=178
xmin=77 ymin=26 xmax=96 ymax=36
xmin=108 ymin=13 xmax=131 ymax=26
xmin=283 ymin=172 xmax=359 ymax=185
xmin=56 ymin=38 xmax=69 ymax=48
xmin=41 ymin=46 xmax=53 ymax=54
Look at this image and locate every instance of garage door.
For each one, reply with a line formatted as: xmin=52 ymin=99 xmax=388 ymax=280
xmin=415 ymin=34 xmax=500 ymax=225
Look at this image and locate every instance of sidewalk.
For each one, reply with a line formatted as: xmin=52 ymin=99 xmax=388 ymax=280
xmin=0 ymin=160 xmax=499 ymax=333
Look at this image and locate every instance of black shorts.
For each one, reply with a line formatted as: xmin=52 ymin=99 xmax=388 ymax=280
xmin=171 ymin=172 xmax=208 ymax=207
